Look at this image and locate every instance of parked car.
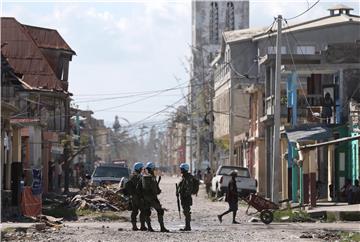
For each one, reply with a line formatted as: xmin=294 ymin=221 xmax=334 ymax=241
xmin=211 ymin=165 xmax=257 ymax=198
xmin=90 ymin=163 xmax=130 ymax=187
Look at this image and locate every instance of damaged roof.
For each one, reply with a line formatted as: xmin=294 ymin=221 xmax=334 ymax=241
xmin=1 ymin=17 xmax=66 ymax=92
xmin=24 ymin=25 xmax=76 ymax=54
xmin=223 ymin=27 xmax=268 ymax=43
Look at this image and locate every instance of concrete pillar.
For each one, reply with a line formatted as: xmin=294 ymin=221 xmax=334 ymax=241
xmin=281 ymin=138 xmax=288 ymax=200
xmin=303 ymin=150 xmax=310 ymax=205
xmin=12 ymin=128 xmax=21 ymax=162
xmin=328 ymin=144 xmax=335 ymax=201
xmin=309 ymin=149 xmax=317 ymax=207
xmin=5 ymin=128 xmax=13 ymax=190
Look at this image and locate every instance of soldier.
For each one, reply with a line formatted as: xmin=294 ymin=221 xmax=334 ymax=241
xmin=177 ymin=163 xmax=198 ymax=231
xmin=124 ymin=162 xmax=147 ymax=231
xmin=141 ymin=161 xmax=169 ymax=232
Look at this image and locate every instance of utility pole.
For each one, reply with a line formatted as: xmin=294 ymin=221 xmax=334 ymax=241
xmin=209 ymin=73 xmax=214 ymax=169
xmin=229 ymin=75 xmax=234 ymax=165
xmin=272 ymin=15 xmax=282 ymax=204
xmin=189 ymin=101 xmax=193 ymax=172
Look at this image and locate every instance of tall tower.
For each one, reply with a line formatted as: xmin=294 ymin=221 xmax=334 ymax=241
xmin=189 ymin=1 xmax=249 ymax=170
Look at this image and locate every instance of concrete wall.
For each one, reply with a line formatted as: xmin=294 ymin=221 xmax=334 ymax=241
xmin=29 ymin=125 xmax=42 ymax=168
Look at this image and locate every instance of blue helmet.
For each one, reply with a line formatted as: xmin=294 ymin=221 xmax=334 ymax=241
xmin=179 ymin=163 xmax=189 ymax=171
xmin=133 ymin=162 xmax=144 ymax=172
xmin=145 ymin=161 xmax=155 ymax=170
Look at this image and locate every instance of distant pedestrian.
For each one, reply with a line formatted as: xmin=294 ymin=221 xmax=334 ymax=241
xmin=217 ymin=170 xmax=240 ymax=224
xmin=196 ymin=169 xmax=202 ymax=181
xmin=204 ymin=167 xmax=213 ymax=197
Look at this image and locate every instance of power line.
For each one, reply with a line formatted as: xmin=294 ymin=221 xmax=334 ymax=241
xmin=284 ymin=0 xmax=321 ymax=21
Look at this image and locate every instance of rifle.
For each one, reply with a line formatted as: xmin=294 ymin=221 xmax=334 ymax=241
xmin=156 ymin=176 xmax=162 ymax=194
xmin=175 ymin=183 xmax=181 ymax=219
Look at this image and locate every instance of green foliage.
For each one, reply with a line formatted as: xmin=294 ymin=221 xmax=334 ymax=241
xmin=76 ymin=209 xmax=94 ymax=217
xmin=326 ymin=212 xmax=337 ymax=222
xmin=280 ymin=95 xmax=288 ymax=105
xmin=273 ymin=209 xmax=312 ymax=222
xmin=215 ymin=138 xmax=229 ymax=150
xmin=339 ymin=232 xmax=360 ymax=242
xmin=80 ymin=134 xmax=89 ymax=146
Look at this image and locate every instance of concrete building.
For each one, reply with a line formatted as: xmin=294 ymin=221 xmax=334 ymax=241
xmin=212 ymin=27 xmax=265 ymax=167
xmin=1 ymin=17 xmax=76 ymax=194
xmin=189 ymin=1 xmax=249 ymax=171
xmin=255 ymin=5 xmax=360 ymax=203
xmin=211 ymin=4 xmax=360 ymax=203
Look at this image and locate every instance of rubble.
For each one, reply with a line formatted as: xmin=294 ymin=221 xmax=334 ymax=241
xmin=69 ymin=184 xmax=129 ymax=212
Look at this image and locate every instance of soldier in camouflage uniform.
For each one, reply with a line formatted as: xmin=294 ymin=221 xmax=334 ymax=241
xmin=177 ymin=163 xmax=196 ymax=231
xmin=140 ymin=161 xmax=169 ymax=232
xmin=124 ymin=162 xmax=147 ymax=231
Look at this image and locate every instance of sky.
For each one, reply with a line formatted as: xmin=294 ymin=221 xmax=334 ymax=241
xmin=2 ymin=0 xmax=359 ymax=129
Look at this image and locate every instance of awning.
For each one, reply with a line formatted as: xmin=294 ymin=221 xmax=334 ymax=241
xmin=286 ymin=124 xmax=333 ymax=143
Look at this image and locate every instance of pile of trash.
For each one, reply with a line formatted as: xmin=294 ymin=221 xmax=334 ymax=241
xmin=69 ymin=184 xmax=129 ymax=212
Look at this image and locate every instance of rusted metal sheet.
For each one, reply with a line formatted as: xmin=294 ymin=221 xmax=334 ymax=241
xmin=24 ymin=25 xmax=76 ymax=54
xmin=1 ymin=18 xmax=65 ymax=91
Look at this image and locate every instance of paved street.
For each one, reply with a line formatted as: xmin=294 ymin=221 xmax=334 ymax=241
xmin=3 ymin=176 xmax=359 ymax=242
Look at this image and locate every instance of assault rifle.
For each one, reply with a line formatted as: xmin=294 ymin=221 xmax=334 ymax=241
xmin=175 ymin=183 xmax=181 ymax=219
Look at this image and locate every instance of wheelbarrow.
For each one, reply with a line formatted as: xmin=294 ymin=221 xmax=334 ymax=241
xmin=242 ymin=193 xmax=280 ymax=224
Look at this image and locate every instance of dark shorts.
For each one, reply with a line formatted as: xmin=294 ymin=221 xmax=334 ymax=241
xmin=228 ymin=200 xmax=238 ymax=211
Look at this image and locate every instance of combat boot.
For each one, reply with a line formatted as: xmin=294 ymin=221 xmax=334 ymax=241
xmin=158 ymin=216 xmax=169 ymax=232
xmin=180 ymin=216 xmax=191 ymax=231
xmin=146 ymin=220 xmax=154 ymax=232
xmin=140 ymin=223 xmax=147 ymax=231
xmin=160 ymin=226 xmax=169 ymax=232
xmin=131 ymin=222 xmax=139 ymax=231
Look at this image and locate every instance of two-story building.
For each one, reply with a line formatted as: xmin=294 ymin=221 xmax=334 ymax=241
xmin=1 ymin=17 xmax=76 ymax=194
xmin=211 ymin=4 xmax=360 ymax=204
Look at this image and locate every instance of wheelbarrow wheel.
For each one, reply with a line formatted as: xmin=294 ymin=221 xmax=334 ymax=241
xmin=260 ymin=210 xmax=273 ymax=224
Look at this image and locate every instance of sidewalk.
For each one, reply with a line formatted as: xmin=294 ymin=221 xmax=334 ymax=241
xmin=307 ymin=203 xmax=360 ymax=221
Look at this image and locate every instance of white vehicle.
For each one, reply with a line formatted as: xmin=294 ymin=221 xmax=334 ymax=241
xmin=211 ymin=165 xmax=257 ymax=198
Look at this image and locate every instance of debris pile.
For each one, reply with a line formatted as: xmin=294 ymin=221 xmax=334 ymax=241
xmin=69 ymin=185 xmax=129 ymax=212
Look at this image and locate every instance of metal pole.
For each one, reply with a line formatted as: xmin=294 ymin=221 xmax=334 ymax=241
xmin=189 ymin=109 xmax=193 ymax=172
xmin=272 ymin=15 xmax=282 ymax=204
xmin=209 ymin=75 xmax=214 ymax=169
xmin=229 ymin=78 xmax=234 ymax=165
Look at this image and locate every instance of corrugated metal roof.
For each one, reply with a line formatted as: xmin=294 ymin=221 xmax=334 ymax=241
xmin=1 ymin=17 xmax=65 ymax=91
xmin=254 ymin=14 xmax=360 ymax=40
xmin=286 ymin=124 xmax=333 ymax=143
xmin=24 ymin=25 xmax=76 ymax=54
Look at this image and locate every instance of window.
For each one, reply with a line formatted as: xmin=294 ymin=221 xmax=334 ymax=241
xmin=296 ymin=46 xmax=315 ymax=55
xmin=267 ymin=46 xmax=286 ymax=54
xmin=209 ymin=2 xmax=219 ymax=44
xmin=225 ymin=2 xmax=235 ymax=31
